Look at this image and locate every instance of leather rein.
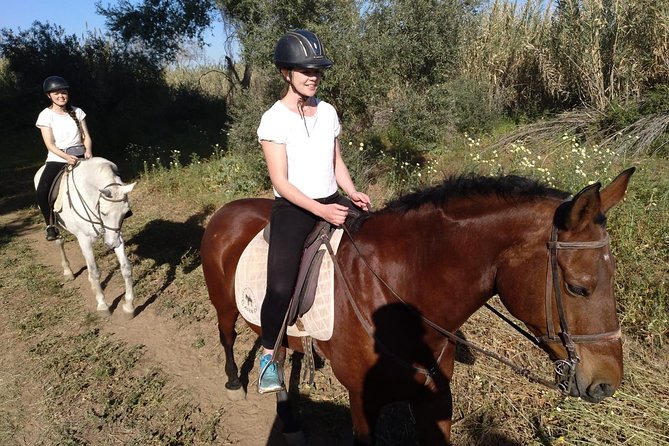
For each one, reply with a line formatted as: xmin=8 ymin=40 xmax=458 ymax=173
xmin=321 ymin=224 xmax=621 ymax=395
xmin=63 ymin=162 xmax=128 ymax=236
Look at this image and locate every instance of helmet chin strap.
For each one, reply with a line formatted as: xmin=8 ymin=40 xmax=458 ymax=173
xmin=287 ymin=70 xmax=314 ymax=137
xmin=287 ymin=70 xmax=313 ymax=103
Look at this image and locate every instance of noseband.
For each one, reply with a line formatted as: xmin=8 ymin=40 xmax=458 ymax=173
xmin=540 ymin=226 xmax=622 ymax=394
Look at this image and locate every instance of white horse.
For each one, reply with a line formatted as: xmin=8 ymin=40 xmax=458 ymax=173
xmin=34 ymin=157 xmax=137 ymax=316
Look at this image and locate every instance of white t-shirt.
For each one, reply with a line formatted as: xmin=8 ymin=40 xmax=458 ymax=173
xmin=257 ymin=99 xmax=340 ymax=199
xmin=36 ymin=107 xmax=86 ymax=163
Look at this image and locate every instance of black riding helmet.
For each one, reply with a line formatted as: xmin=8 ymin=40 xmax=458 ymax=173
xmin=43 ymin=76 xmax=70 ymax=93
xmin=274 ymin=30 xmax=333 ymax=69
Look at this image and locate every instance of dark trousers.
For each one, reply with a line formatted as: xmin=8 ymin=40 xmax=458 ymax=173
xmin=35 ymin=162 xmax=67 ymax=225
xmin=260 ymin=192 xmax=348 ymax=350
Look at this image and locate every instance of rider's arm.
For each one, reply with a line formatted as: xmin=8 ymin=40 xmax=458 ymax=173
xmin=261 ymin=139 xmax=349 ymax=226
xmin=39 ymin=127 xmax=79 ymax=164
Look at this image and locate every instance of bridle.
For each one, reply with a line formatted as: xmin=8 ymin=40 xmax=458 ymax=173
xmin=323 ymin=222 xmax=621 ymax=395
xmin=63 ymin=162 xmax=129 ymax=236
xmin=539 ymin=225 xmax=621 ymax=394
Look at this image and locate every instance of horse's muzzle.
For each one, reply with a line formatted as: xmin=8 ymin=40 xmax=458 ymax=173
xmin=571 ymin=373 xmax=617 ymax=403
xmin=582 ymin=380 xmax=616 ymax=403
xmin=104 ymin=233 xmax=123 ymax=249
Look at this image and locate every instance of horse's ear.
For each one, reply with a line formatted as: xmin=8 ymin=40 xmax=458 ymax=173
xmin=561 ymin=182 xmax=601 ymax=232
xmin=99 ymin=188 xmax=112 ymax=198
xmin=600 ymin=167 xmax=635 ymax=214
xmin=120 ymin=182 xmax=136 ymax=194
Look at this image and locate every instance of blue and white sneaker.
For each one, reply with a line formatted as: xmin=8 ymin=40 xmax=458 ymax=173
xmin=258 ymin=354 xmax=285 ymax=394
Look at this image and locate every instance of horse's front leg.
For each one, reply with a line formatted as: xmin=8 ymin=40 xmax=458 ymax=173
xmin=113 ymin=240 xmax=135 ymax=316
xmin=55 ymin=238 xmax=74 ymax=280
xmin=349 ymin=391 xmax=378 ymax=445
xmin=275 ymin=351 xmax=305 ymax=445
xmin=410 ymin=356 xmax=455 ymax=445
xmin=76 ymin=235 xmax=109 ymax=315
xmin=410 ymin=391 xmax=453 ymax=445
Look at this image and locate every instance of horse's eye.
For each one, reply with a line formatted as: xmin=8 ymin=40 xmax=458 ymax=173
xmin=567 ymin=283 xmax=589 ymax=297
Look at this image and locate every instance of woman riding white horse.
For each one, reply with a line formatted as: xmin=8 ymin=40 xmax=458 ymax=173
xmin=34 ymin=155 xmax=136 ymax=316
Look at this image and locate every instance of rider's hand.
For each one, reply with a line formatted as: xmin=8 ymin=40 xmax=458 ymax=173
xmin=66 ymin=154 xmax=79 ymax=165
xmin=84 ymin=150 xmax=93 ymax=159
xmin=349 ymin=191 xmax=371 ymax=212
xmin=320 ymin=203 xmax=349 ymax=226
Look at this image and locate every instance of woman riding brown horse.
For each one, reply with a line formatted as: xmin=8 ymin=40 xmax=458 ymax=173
xmin=201 ymin=168 xmax=634 ymax=444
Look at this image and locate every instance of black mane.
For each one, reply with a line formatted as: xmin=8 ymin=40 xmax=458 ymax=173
xmin=348 ymin=174 xmax=570 ymax=231
xmin=385 ymin=174 xmax=569 ymax=213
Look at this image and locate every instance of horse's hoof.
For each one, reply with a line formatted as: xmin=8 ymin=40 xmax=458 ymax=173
xmin=283 ymin=430 xmax=306 ymax=446
xmin=119 ymin=308 xmax=135 ymax=320
xmin=121 ymin=305 xmax=136 ymax=317
xmin=64 ymin=272 xmax=75 ymax=281
xmin=97 ymin=308 xmax=111 ymax=317
xmin=225 ymin=386 xmax=246 ymax=401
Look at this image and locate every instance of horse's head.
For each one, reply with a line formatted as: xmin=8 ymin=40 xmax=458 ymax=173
xmin=496 ymin=168 xmax=634 ymax=403
xmin=98 ymin=182 xmax=136 ymax=249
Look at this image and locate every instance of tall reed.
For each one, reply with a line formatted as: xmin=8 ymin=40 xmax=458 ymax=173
xmin=459 ymin=0 xmax=669 ymax=111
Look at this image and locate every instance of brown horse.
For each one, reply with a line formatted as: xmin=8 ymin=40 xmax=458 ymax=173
xmin=201 ymin=168 xmax=634 ymax=444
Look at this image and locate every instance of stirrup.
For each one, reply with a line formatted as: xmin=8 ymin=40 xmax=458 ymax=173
xmin=258 ymin=354 xmax=285 ymax=394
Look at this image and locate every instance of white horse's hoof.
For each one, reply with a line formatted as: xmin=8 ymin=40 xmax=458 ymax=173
xmin=97 ymin=308 xmax=111 ymax=317
xmin=122 ymin=302 xmax=135 ymax=314
xmin=63 ymin=272 xmax=75 ymax=281
xmin=283 ymin=430 xmax=306 ymax=446
xmin=120 ymin=307 xmax=135 ymax=319
xmin=225 ymin=387 xmax=246 ymax=401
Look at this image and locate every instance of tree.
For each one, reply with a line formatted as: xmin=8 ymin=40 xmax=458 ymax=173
xmin=96 ymin=0 xmax=216 ymax=65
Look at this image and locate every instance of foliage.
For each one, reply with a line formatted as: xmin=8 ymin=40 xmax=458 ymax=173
xmin=138 ymin=144 xmax=270 ymax=207
xmin=0 ymin=21 xmax=229 ymax=174
xmin=221 ymin=0 xmax=484 ymax=155
xmin=609 ymin=162 xmax=669 ymax=342
xmin=460 ymin=0 xmax=669 ymax=114
xmin=97 ymin=0 xmax=216 ymax=65
xmin=641 ymin=84 xmax=669 ymax=115
xmin=3 ymin=0 xmax=668 ymax=161
xmin=0 ymin=21 xmax=164 ymax=124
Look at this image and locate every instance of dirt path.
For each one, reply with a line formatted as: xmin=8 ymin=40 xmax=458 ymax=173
xmin=15 ymin=213 xmax=304 ymax=446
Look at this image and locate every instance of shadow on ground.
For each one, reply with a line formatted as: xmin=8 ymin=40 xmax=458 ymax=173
xmin=125 ymin=212 xmax=208 ymax=315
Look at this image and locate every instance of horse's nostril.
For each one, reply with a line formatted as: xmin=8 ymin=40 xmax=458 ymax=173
xmin=588 ymin=382 xmax=615 ymax=401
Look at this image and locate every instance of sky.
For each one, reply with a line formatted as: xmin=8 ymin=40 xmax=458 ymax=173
xmin=0 ymin=0 xmax=229 ymax=63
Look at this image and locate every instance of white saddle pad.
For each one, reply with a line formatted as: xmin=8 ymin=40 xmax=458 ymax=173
xmin=235 ymin=228 xmax=343 ymax=341
xmin=54 ymin=173 xmax=68 ymax=212
xmin=34 ymin=166 xmax=68 ymax=213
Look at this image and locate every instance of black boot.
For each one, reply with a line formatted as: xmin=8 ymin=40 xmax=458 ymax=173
xmin=45 ymin=225 xmax=60 ymax=241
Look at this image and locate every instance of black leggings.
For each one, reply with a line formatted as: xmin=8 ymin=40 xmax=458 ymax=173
xmin=35 ymin=162 xmax=67 ymax=225
xmin=260 ymin=192 xmax=350 ymax=350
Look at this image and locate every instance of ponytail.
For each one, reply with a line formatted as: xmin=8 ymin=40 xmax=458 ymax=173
xmin=65 ymin=104 xmax=85 ymax=142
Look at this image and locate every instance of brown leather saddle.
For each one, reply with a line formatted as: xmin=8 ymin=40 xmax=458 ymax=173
xmin=262 ymin=197 xmax=364 ymax=327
